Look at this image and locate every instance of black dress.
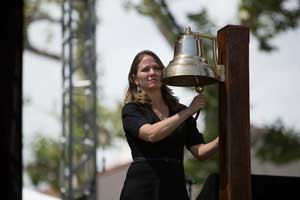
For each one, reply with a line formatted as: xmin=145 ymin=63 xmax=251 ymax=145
xmin=120 ymin=102 xmax=205 ymax=200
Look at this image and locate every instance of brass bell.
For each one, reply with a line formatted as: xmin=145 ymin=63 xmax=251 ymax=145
xmin=162 ymin=26 xmax=224 ymax=89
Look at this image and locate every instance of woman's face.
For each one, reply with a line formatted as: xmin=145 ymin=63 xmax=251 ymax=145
xmin=134 ymin=55 xmax=163 ymax=91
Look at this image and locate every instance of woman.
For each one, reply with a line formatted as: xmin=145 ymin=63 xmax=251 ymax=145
xmin=120 ymin=50 xmax=219 ymax=200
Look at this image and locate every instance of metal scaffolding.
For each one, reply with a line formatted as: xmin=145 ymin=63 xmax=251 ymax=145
xmin=60 ymin=0 xmax=97 ymax=199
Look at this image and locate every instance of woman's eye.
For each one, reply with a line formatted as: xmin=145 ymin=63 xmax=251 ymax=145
xmin=141 ymin=68 xmax=150 ymax=72
xmin=140 ymin=65 xmax=161 ymax=72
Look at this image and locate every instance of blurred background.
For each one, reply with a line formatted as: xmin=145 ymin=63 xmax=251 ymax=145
xmin=23 ymin=0 xmax=300 ymax=199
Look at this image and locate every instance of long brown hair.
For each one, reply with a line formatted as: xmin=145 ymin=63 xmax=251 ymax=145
xmin=124 ymin=50 xmax=178 ymax=107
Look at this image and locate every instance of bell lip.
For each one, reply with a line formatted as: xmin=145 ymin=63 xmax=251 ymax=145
xmin=162 ymin=59 xmax=217 ymax=87
xmin=162 ymin=70 xmax=216 ymax=79
xmin=161 ymin=75 xmax=218 ymax=87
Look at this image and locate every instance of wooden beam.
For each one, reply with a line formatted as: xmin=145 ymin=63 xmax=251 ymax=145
xmin=217 ymin=25 xmax=251 ymax=200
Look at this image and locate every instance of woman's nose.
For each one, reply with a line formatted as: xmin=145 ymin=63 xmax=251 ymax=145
xmin=149 ymin=68 xmax=155 ymax=75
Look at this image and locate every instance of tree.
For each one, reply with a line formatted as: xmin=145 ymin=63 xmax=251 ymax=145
xmin=252 ymin=120 xmax=300 ymax=165
xmin=24 ymin=0 xmax=125 ymax=194
xmin=25 ymin=0 xmax=62 ymax=60
xmin=26 ymin=135 xmax=61 ymax=194
xmin=25 ymin=100 xmax=124 ymax=193
xmin=239 ymin=0 xmax=300 ymax=51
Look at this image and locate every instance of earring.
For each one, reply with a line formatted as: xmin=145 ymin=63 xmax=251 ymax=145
xmin=137 ymin=85 xmax=141 ymax=93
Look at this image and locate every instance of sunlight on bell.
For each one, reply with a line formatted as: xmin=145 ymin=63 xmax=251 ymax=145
xmin=162 ymin=26 xmax=225 ymax=89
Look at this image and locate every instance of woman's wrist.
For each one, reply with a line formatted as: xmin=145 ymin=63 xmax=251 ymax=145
xmin=185 ymin=107 xmax=194 ymax=117
xmin=214 ymin=137 xmax=219 ymax=149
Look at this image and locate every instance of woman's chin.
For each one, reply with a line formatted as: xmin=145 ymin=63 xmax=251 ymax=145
xmin=145 ymin=84 xmax=161 ymax=91
xmin=150 ymin=83 xmax=162 ymax=88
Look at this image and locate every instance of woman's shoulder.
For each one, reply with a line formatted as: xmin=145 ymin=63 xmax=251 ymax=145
xmin=122 ymin=101 xmax=149 ymax=114
xmin=122 ymin=102 xmax=138 ymax=111
xmin=123 ymin=101 xmax=143 ymax=108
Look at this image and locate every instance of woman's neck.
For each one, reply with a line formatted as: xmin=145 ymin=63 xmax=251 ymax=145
xmin=146 ymin=89 xmax=165 ymax=108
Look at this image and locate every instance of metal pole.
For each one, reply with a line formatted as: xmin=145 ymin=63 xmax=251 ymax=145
xmin=61 ymin=0 xmax=97 ymax=199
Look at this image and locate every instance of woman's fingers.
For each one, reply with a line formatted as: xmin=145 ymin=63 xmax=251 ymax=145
xmin=189 ymin=94 xmax=206 ymax=113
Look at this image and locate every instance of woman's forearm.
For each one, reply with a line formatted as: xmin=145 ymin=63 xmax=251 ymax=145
xmin=192 ymin=137 xmax=219 ymax=160
xmin=138 ymin=108 xmax=194 ymax=142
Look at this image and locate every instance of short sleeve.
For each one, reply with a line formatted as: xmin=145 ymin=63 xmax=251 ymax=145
xmin=122 ymin=102 xmax=150 ymax=138
xmin=185 ymin=116 xmax=205 ymax=149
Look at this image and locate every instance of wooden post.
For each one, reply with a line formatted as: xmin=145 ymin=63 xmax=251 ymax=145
xmin=217 ymin=25 xmax=251 ymax=200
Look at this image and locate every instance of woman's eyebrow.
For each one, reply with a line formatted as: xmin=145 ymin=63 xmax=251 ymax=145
xmin=141 ymin=63 xmax=159 ymax=69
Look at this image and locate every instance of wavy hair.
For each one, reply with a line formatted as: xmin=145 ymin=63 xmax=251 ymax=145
xmin=124 ymin=50 xmax=178 ymax=107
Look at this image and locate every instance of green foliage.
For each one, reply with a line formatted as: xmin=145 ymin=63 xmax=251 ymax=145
xmin=129 ymin=0 xmax=300 ymax=52
xmin=123 ymin=0 xmax=180 ymax=46
xmin=26 ymin=135 xmax=60 ymax=192
xmin=239 ymin=0 xmax=300 ymax=51
xmin=185 ymin=154 xmax=219 ymax=184
xmin=97 ymin=101 xmax=125 ymax=145
xmin=255 ymin=120 xmax=300 ymax=165
xmin=26 ymin=98 xmax=124 ymax=193
xmin=24 ymin=0 xmax=62 ymax=59
xmin=187 ymin=8 xmax=216 ymax=34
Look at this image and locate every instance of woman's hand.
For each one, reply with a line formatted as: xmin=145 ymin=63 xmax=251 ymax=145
xmin=188 ymin=93 xmax=206 ymax=115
